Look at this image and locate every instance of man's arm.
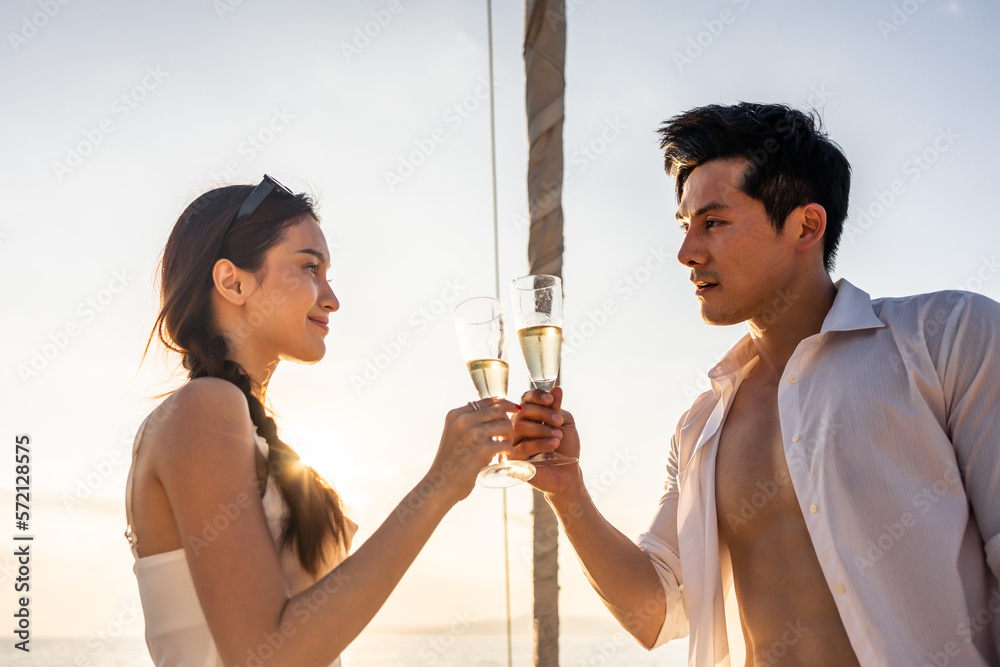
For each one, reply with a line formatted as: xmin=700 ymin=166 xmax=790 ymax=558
xmin=512 ymin=387 xmax=688 ymax=648
xmin=545 ymin=473 xmax=674 ymax=648
xmin=936 ymin=291 xmax=1000 ymax=578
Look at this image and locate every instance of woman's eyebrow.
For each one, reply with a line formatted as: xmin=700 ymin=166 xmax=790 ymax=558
xmin=295 ymin=248 xmax=329 ymax=264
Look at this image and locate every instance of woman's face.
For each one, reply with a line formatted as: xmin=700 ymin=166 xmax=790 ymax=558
xmin=239 ymin=215 xmax=338 ymax=365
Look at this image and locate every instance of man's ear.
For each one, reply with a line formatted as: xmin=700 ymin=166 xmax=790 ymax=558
xmin=790 ymin=202 xmax=827 ymax=254
xmin=212 ymin=258 xmax=252 ymax=306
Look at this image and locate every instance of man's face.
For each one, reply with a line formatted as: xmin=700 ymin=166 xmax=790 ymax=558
xmin=675 ymin=157 xmax=795 ymax=326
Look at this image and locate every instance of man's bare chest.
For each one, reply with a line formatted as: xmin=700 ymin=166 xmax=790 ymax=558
xmin=715 ymin=375 xmax=803 ymax=540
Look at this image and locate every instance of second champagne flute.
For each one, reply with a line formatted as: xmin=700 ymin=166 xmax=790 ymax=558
xmin=510 ymin=274 xmax=578 ymax=466
xmin=453 ymin=297 xmax=536 ymax=488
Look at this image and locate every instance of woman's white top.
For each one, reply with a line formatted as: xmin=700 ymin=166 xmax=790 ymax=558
xmin=124 ymin=412 xmax=355 ymax=666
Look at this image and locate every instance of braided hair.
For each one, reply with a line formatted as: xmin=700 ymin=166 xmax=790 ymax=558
xmin=141 ymin=182 xmax=348 ymax=577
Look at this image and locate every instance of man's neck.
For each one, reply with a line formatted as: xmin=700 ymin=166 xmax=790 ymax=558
xmin=747 ymin=275 xmax=837 ymax=382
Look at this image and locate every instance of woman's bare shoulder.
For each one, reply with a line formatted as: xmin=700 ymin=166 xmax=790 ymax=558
xmin=148 ymin=377 xmax=248 ymax=425
xmin=144 ymin=377 xmax=256 ymax=480
xmin=173 ymin=376 xmax=248 ymax=407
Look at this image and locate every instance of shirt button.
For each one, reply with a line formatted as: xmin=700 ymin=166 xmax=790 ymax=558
xmin=792 ymin=434 xmax=801 ymax=443
xmin=810 ymin=503 xmax=818 ymax=514
xmin=789 ymin=376 xmax=798 ymax=384
xmin=838 ymin=583 xmax=846 ymax=595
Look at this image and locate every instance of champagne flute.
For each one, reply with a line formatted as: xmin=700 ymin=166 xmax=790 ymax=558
xmin=453 ymin=297 xmax=536 ymax=488
xmin=510 ymin=274 xmax=578 ymax=466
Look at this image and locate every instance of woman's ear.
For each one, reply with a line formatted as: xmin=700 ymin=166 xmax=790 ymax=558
xmin=212 ymin=258 xmax=252 ymax=306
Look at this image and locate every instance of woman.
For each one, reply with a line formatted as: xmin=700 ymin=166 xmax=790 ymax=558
xmin=124 ymin=175 xmax=519 ymax=666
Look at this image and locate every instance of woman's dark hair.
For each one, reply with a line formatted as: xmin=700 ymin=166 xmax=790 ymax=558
xmin=140 ymin=182 xmax=348 ymax=577
xmin=657 ymin=102 xmax=852 ymax=271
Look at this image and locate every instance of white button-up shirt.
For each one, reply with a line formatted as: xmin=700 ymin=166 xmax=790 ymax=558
xmin=637 ymin=279 xmax=1000 ymax=666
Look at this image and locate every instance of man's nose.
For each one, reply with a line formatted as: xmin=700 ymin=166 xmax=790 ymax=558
xmin=677 ymin=232 xmax=705 ymax=267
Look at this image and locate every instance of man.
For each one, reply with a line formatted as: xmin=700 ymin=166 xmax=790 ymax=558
xmin=513 ymin=102 xmax=1000 ymax=666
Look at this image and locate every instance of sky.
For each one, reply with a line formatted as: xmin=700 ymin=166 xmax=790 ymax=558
xmin=1 ymin=0 xmax=999 ymax=658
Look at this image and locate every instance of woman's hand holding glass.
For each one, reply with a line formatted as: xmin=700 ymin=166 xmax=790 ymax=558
xmin=453 ymin=296 xmax=537 ymax=488
xmin=512 ymin=387 xmax=582 ymax=497
xmin=428 ymin=398 xmax=522 ymax=505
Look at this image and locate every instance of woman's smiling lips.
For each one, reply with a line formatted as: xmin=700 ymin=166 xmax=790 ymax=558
xmin=309 ymin=317 xmax=329 ymax=332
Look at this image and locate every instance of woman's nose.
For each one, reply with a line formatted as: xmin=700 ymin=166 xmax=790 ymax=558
xmin=320 ymin=281 xmax=339 ymax=312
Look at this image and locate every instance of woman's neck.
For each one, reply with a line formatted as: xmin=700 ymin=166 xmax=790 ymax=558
xmin=252 ymin=363 xmax=275 ymax=404
xmin=225 ymin=351 xmax=276 ymax=404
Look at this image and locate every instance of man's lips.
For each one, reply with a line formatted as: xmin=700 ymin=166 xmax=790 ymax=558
xmin=692 ymin=281 xmax=719 ymax=295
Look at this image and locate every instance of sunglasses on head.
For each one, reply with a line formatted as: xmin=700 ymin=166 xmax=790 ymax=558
xmin=222 ymin=174 xmax=294 ymax=240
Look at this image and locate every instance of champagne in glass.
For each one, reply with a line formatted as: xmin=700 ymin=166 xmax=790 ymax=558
xmin=516 ymin=324 xmax=562 ymax=392
xmin=510 ymin=275 xmax=576 ymax=466
xmin=466 ymin=358 xmax=509 ymax=400
xmin=511 ymin=275 xmax=563 ymax=391
xmin=453 ymin=297 xmax=535 ymax=488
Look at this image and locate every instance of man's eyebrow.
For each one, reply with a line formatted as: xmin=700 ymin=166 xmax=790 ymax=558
xmin=675 ymin=202 xmax=730 ymax=222
xmin=295 ymin=248 xmax=329 ymax=264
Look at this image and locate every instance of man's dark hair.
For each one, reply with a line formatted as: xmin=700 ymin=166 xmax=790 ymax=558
xmin=658 ymin=102 xmax=851 ymax=271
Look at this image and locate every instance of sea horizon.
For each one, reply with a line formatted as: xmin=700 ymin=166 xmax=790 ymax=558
xmin=0 ymin=632 xmax=689 ymax=666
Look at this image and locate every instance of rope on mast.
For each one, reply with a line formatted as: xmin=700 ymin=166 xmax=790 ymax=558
xmin=485 ymin=2 xmax=514 ymax=666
